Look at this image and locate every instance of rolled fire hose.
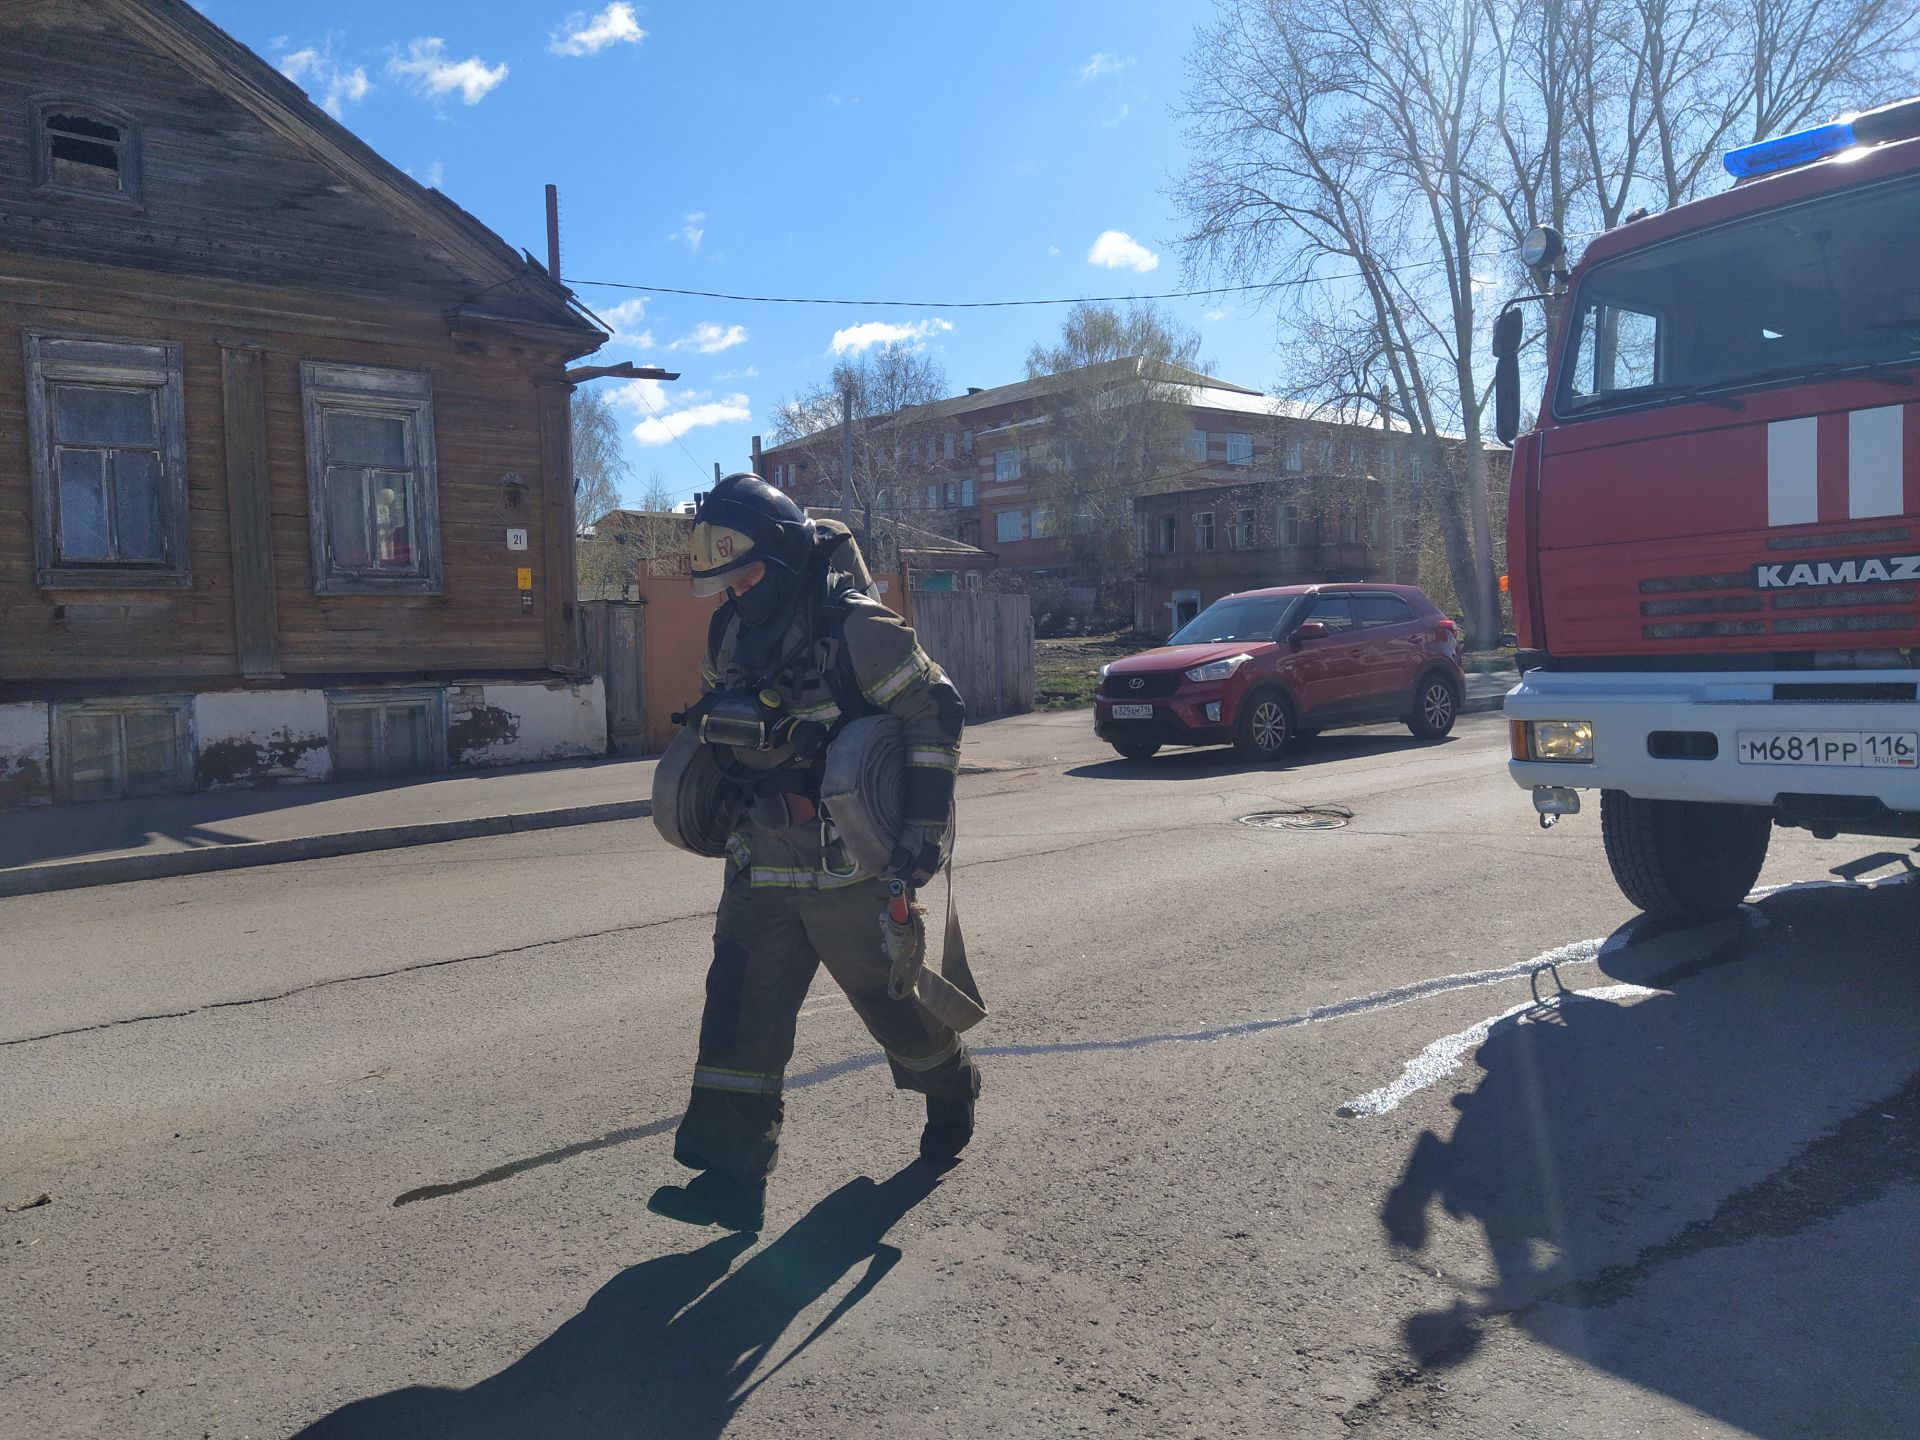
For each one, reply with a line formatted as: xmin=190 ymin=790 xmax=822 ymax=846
xmin=650 ymin=726 xmax=747 ymax=858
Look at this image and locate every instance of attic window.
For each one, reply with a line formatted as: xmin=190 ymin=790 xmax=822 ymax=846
xmin=34 ymin=101 xmax=140 ymax=201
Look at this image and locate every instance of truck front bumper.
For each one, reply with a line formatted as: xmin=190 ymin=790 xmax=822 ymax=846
xmin=1504 ymin=668 xmax=1920 ymax=810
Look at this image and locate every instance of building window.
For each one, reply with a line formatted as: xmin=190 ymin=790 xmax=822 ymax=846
xmin=1158 ymin=513 xmax=1177 ymax=553
xmin=944 ymin=481 xmax=958 ymax=507
xmin=1033 ymin=503 xmax=1057 ymax=539
xmin=1369 ymin=505 xmax=1385 ymax=546
xmin=1280 ymin=503 xmax=1301 ymax=546
xmin=1348 ymin=441 xmax=1364 ymax=470
xmin=52 ymin=697 xmax=193 ymax=803
xmin=943 ymin=432 xmax=955 ymax=460
xmin=927 ymin=483 xmax=939 ymax=508
xmin=25 ymin=333 xmax=190 ymax=590
xmin=773 ymin=464 xmax=784 ymax=487
xmin=329 ymin=689 xmax=444 ymax=781
xmin=302 ymin=362 xmax=441 ymax=595
xmin=994 ymin=508 xmax=1029 ymax=543
xmin=1342 ymin=508 xmax=1361 ymax=544
xmin=962 ymin=428 xmax=974 ymax=456
xmin=1226 ymin=432 xmax=1253 ymax=466
xmin=1184 ymin=428 xmax=1209 ymax=463
xmin=1233 ymin=507 xmax=1256 ymax=548
xmin=1194 ymin=511 xmax=1216 ymax=552
xmin=1285 ymin=438 xmax=1304 ymax=472
xmin=960 ymin=477 xmax=975 ymax=506
xmin=1317 ymin=438 xmax=1336 ymax=471
xmin=33 ymin=101 xmax=141 ymax=202
xmin=994 ymin=449 xmax=1020 ymax=483
xmin=910 ymin=438 xmax=921 ymax=465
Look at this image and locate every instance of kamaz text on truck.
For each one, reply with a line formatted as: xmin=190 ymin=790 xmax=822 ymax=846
xmin=1494 ymin=97 xmax=1920 ymax=921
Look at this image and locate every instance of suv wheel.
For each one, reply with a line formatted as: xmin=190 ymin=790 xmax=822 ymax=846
xmin=1234 ymin=689 xmax=1293 ymax=761
xmin=1407 ymin=673 xmax=1459 ymax=739
xmin=1111 ymin=741 xmax=1160 ymax=761
xmin=1600 ymin=791 xmax=1771 ymax=922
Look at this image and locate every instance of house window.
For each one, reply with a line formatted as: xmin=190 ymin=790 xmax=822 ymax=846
xmin=1226 ymin=432 xmax=1253 ymax=466
xmin=960 ymin=477 xmax=975 ymax=506
xmin=910 ymin=438 xmax=922 ymax=465
xmin=1233 ymin=507 xmax=1256 ymax=548
xmin=1342 ymin=508 xmax=1361 ymax=544
xmin=943 ymin=432 xmax=955 ymax=460
xmin=1285 ymin=438 xmax=1304 ymax=472
xmin=1369 ymin=506 xmax=1385 ymax=546
xmin=1317 ymin=438 xmax=1336 ymax=470
xmin=1157 ymin=513 xmax=1177 ymax=553
xmin=962 ymin=428 xmax=973 ymax=456
xmin=34 ymin=101 xmax=140 ymax=202
xmin=994 ymin=508 xmax=1029 ymax=543
xmin=329 ymin=689 xmax=444 ymax=781
xmin=52 ymin=697 xmax=193 ymax=803
xmin=1280 ymin=503 xmax=1301 ymax=546
xmin=1348 ymin=441 xmax=1364 ymax=470
xmin=1033 ymin=503 xmax=1057 ymax=539
xmin=302 ymin=362 xmax=441 ymax=595
xmin=994 ymin=449 xmax=1020 ymax=482
xmin=1194 ymin=511 xmax=1216 ymax=552
xmin=922 ymin=483 xmax=935 ymax=508
xmin=1184 ymin=427 xmax=1209 ymax=463
xmin=24 ymin=333 xmax=190 ymax=589
xmin=773 ymin=463 xmax=784 ymax=487
xmin=944 ymin=481 xmax=958 ymax=507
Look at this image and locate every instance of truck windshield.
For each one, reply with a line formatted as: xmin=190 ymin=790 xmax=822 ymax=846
xmin=1554 ymin=172 xmax=1920 ymax=419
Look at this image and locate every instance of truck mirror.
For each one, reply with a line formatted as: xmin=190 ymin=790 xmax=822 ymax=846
xmin=1491 ymin=307 xmax=1524 ymax=358
xmin=1492 ymin=307 xmax=1524 ymax=446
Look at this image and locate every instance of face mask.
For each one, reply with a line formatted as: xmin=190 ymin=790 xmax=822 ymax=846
xmin=730 ymin=570 xmax=787 ymax=629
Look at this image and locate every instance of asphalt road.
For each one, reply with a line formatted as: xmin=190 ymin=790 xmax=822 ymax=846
xmin=3 ymin=710 xmax=1916 ymax=1439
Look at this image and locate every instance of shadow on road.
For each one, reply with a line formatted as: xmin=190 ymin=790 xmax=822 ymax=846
xmin=1378 ymin=878 xmax=1920 ymax=1438
xmin=296 ymin=1164 xmax=946 ymax=1439
xmin=1067 ymin=731 xmax=1443 ymax=781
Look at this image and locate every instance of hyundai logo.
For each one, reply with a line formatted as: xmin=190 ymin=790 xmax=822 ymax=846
xmin=1128 ymin=677 xmax=1145 ymax=690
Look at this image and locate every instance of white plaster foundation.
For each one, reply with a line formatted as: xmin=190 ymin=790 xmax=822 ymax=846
xmin=0 ymin=701 xmax=53 ymax=807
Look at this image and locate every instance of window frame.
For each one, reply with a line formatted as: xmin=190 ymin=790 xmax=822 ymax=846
xmin=50 ymin=695 xmax=194 ymax=803
xmin=1184 ymin=427 xmax=1209 ymax=463
xmin=302 ymin=361 xmax=443 ymax=596
xmin=1226 ymin=432 xmax=1254 ymax=466
xmin=24 ymin=331 xmax=191 ymax=591
xmin=1157 ymin=513 xmax=1177 ymax=553
xmin=994 ymin=448 xmax=1021 ymax=483
xmin=1232 ymin=507 xmax=1257 ymax=548
xmin=1193 ymin=510 xmax=1216 ymax=552
xmin=326 ymin=687 xmax=447 ymax=781
xmin=993 ymin=508 xmax=1030 ymax=543
xmin=31 ymin=97 xmax=143 ymax=207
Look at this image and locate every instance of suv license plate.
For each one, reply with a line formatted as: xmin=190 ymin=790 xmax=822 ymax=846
xmin=1735 ymin=730 xmax=1918 ymax=768
xmin=1111 ymin=703 xmax=1154 ymax=720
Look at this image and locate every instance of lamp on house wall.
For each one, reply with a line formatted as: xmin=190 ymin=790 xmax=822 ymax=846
xmin=501 ymin=472 xmax=527 ymax=509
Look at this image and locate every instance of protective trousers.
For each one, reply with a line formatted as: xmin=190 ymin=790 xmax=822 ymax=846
xmin=673 ymin=820 xmax=979 ymax=1185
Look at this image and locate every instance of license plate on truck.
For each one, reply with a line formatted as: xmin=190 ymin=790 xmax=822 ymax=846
xmin=1111 ymin=704 xmax=1154 ymax=720
xmin=1735 ymin=730 xmax=1918 ymax=768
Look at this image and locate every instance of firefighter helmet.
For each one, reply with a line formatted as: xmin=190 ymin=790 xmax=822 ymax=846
xmin=689 ymin=472 xmax=813 ymax=598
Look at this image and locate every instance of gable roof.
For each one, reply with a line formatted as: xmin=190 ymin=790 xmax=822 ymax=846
xmin=105 ymin=0 xmax=603 ymax=347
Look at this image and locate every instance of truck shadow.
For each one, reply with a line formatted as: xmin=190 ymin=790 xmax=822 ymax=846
xmin=293 ymin=1164 xmax=945 ymax=1439
xmin=1376 ymin=876 xmax=1920 ymax=1438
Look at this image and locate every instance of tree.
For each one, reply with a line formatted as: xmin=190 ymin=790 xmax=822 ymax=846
xmin=1175 ymin=0 xmax=1919 ymax=646
xmin=571 ymin=385 xmax=632 ymax=528
xmin=1024 ymin=302 xmax=1207 ymax=617
xmin=769 ymin=342 xmax=949 ymax=518
xmin=576 ymin=471 xmax=682 ymax=600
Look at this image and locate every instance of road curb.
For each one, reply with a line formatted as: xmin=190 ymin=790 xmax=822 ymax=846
xmin=0 ymin=798 xmax=653 ymax=898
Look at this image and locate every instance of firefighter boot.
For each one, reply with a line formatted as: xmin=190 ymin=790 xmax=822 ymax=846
xmin=919 ymin=1070 xmax=981 ymax=1165
xmin=647 ymin=1170 xmax=766 ymax=1233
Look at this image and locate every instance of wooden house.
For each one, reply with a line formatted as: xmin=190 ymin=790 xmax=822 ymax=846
xmin=0 ymin=0 xmax=610 ymax=807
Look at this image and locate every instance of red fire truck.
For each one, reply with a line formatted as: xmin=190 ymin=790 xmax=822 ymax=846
xmin=1496 ymin=97 xmax=1920 ymax=920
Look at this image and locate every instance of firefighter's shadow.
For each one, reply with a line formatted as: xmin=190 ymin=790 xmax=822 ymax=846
xmin=1378 ymin=881 xmax=1920 ymax=1438
xmin=296 ymin=1164 xmax=945 ymax=1440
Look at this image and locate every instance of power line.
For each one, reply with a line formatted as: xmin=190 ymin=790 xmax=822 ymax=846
xmin=623 ymin=377 xmax=717 ymax=488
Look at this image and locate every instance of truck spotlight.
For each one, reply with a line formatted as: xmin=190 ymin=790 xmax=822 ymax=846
xmin=1528 ymin=719 xmax=1595 ymax=762
xmin=1519 ymin=225 xmax=1565 ymax=271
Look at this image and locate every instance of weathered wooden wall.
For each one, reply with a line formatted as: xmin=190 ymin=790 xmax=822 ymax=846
xmin=909 ymin=592 xmax=1035 ymax=719
xmin=577 ymin=601 xmax=646 ymax=756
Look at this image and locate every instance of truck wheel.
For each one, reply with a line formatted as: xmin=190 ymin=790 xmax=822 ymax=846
xmin=1407 ymin=672 xmax=1460 ymax=739
xmin=1234 ymin=689 xmax=1294 ymax=761
xmin=1111 ymin=741 xmax=1160 ymax=761
xmin=1600 ymin=791 xmax=1772 ymax=922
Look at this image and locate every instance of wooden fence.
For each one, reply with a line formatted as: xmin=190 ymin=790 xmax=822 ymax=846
xmin=910 ymin=591 xmax=1034 ymax=719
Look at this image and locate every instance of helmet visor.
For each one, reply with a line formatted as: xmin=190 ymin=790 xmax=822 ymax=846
xmin=690 ymin=521 xmax=757 ymax=597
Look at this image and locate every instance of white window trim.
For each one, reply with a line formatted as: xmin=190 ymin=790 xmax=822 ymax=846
xmin=302 ymin=361 xmax=442 ymax=596
xmin=1193 ymin=510 xmax=1216 ymax=552
xmin=25 ymin=331 xmax=191 ymax=590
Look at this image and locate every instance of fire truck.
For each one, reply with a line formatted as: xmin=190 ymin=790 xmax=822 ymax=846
xmin=1496 ymin=97 xmax=1920 ymax=920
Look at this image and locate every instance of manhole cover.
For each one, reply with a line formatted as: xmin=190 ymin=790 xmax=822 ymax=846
xmin=1237 ymin=804 xmax=1354 ymax=831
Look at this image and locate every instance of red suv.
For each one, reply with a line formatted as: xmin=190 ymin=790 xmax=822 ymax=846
xmin=1094 ymin=584 xmax=1466 ymax=761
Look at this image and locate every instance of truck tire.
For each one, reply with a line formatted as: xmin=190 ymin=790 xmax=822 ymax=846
xmin=1600 ymin=791 xmax=1772 ymax=922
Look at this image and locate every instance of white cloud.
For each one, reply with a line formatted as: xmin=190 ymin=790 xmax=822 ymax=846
xmin=550 ymin=3 xmax=646 ymax=57
xmin=825 ymin=93 xmax=860 ymax=107
xmin=830 ymin=317 xmax=954 ymax=355
xmin=389 ymin=38 xmax=508 ymax=106
xmin=1079 ymin=52 xmax=1135 ymax=82
xmin=1100 ymin=101 xmax=1131 ymax=128
xmin=1047 ymin=245 xmax=1062 ymax=257
xmin=669 ymin=322 xmax=748 ymax=354
xmin=716 ymin=366 xmax=759 ymax=380
xmin=1203 ymin=308 xmax=1230 ymax=323
xmin=612 ymin=382 xmax=753 ymax=446
xmin=1087 ymin=229 xmax=1160 ymax=273
xmin=678 ymin=211 xmax=707 ymax=250
xmin=278 ymin=46 xmax=372 ymax=118
xmin=599 ymin=297 xmax=654 ymax=350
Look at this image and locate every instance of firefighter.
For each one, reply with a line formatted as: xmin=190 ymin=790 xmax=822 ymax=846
xmin=647 ymin=473 xmax=978 ymax=1234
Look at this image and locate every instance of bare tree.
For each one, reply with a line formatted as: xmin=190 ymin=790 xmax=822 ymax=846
xmin=571 ymin=385 xmax=632 ymax=529
xmin=576 ymin=471 xmax=684 ymax=599
xmin=769 ymin=342 xmax=950 ymax=518
xmin=1024 ymin=302 xmax=1206 ymax=617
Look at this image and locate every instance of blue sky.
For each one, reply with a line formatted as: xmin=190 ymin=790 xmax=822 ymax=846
xmin=207 ymin=0 xmax=1277 ymax=505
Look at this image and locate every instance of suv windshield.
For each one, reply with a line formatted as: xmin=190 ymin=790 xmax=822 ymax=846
xmin=1170 ymin=594 xmax=1300 ymax=644
xmin=1554 ymin=172 xmax=1920 ymax=419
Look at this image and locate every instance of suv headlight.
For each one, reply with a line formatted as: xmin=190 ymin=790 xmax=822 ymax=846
xmin=1184 ymin=654 xmax=1252 ymax=683
xmin=1097 ymin=663 xmax=1111 ymax=680
xmin=1526 ymin=720 xmax=1594 ymax=762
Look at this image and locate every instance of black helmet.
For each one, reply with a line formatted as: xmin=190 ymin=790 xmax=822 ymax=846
xmin=689 ymin=472 xmax=814 ymax=597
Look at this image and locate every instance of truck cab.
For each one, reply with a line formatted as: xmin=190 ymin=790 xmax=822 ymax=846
xmin=1502 ymin=98 xmax=1920 ymax=919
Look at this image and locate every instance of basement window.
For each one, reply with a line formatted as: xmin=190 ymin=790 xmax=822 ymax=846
xmin=34 ymin=101 xmax=141 ymax=202
xmin=328 ymin=690 xmax=445 ymax=781
xmin=53 ymin=698 xmax=193 ymax=803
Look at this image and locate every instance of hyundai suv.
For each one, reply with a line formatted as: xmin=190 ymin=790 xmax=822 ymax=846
xmin=1094 ymin=584 xmax=1466 ymax=761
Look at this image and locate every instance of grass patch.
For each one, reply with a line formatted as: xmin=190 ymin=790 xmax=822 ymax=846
xmin=1462 ymin=648 xmax=1518 ymax=674
xmin=1033 ymin=629 xmax=1153 ymax=712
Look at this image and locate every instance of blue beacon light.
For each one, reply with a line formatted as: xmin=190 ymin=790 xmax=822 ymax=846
xmin=1723 ymin=96 xmax=1920 ymax=179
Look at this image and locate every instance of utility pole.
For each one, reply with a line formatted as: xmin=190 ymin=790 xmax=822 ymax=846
xmin=544 ymin=184 xmax=561 ymax=281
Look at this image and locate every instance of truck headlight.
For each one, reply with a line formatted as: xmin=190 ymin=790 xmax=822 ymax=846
xmin=1184 ymin=654 xmax=1251 ymax=683
xmin=1525 ymin=720 xmax=1595 ymax=762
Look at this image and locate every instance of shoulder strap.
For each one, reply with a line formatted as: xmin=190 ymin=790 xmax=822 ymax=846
xmin=820 ymin=588 xmax=880 ymax=722
xmin=705 ymin=599 xmax=734 ymax=667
